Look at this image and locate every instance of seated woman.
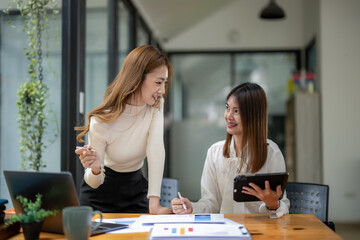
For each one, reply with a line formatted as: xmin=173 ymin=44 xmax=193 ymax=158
xmin=171 ymin=82 xmax=289 ymax=218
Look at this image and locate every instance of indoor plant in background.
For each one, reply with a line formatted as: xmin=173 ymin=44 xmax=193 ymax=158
xmin=5 ymin=194 xmax=59 ymax=240
xmin=4 ymin=0 xmax=59 ymax=171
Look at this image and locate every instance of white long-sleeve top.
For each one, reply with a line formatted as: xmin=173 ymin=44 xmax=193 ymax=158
xmin=192 ymin=139 xmax=289 ymax=218
xmin=84 ymin=98 xmax=165 ymax=198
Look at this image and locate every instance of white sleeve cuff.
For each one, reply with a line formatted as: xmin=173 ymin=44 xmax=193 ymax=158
xmin=84 ymin=165 xmax=105 ymax=189
xmin=259 ymin=200 xmax=288 ymax=218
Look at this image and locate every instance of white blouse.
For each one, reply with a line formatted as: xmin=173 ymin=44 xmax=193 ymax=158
xmin=192 ymin=139 xmax=289 ymax=218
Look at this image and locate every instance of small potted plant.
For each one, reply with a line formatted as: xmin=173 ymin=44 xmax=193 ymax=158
xmin=5 ymin=193 xmax=59 ymax=240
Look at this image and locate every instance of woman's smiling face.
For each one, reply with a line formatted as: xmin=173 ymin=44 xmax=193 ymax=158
xmin=224 ymin=95 xmax=243 ymax=136
xmin=140 ymin=65 xmax=168 ymax=106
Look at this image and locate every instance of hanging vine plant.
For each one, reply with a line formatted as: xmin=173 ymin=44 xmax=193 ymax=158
xmin=4 ymin=0 xmax=59 ymax=171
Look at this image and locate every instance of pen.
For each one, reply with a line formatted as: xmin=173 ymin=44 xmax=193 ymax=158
xmin=177 ymin=192 xmax=187 ymax=210
xmin=76 ymin=146 xmax=96 ymax=152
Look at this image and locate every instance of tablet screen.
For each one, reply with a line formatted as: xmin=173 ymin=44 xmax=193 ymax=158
xmin=233 ymin=172 xmax=289 ymax=202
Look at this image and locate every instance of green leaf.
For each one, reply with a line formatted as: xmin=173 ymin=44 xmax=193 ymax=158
xmin=5 ymin=194 xmax=59 ymax=227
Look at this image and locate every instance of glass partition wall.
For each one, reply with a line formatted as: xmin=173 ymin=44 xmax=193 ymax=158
xmin=234 ymin=53 xmax=299 ymax=154
xmin=136 ymin=19 xmax=150 ymax=47
xmin=118 ymin=0 xmax=130 ymax=68
xmin=85 ymin=2 xmax=109 ymax=116
xmin=169 ymin=54 xmax=232 ymax=200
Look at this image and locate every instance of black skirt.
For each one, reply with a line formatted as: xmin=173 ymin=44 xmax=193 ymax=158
xmin=79 ymin=166 xmax=149 ymax=213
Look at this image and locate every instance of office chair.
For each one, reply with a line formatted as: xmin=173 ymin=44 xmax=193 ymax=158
xmin=160 ymin=178 xmax=179 ymax=208
xmin=286 ymin=182 xmax=335 ymax=231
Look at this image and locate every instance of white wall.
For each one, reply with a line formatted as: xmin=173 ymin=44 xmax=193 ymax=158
xmin=319 ymin=0 xmax=360 ymax=222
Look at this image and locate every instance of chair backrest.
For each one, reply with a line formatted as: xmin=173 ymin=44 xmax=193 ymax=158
xmin=286 ymin=182 xmax=329 ymax=222
xmin=160 ymin=178 xmax=178 ymax=208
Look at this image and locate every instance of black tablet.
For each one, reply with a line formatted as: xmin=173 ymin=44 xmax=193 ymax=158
xmin=233 ymin=172 xmax=289 ymax=202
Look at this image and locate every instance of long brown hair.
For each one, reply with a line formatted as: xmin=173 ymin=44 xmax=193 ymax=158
xmin=75 ymin=45 xmax=173 ymax=142
xmin=222 ymin=82 xmax=268 ymax=173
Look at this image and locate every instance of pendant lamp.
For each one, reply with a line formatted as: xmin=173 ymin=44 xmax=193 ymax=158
xmin=259 ymin=0 xmax=286 ymax=20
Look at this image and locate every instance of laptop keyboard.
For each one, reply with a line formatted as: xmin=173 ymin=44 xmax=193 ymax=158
xmin=91 ymin=221 xmax=128 ymax=235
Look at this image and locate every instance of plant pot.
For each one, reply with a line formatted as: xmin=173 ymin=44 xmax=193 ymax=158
xmin=21 ymin=220 xmax=43 ymax=240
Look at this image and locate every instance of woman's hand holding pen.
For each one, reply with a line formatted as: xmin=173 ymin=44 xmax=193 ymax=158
xmin=75 ymin=145 xmax=101 ymax=174
xmin=171 ymin=195 xmax=193 ymax=214
xmin=242 ymin=180 xmax=282 ymax=210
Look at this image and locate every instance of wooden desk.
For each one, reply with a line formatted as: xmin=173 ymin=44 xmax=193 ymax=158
xmin=7 ymin=213 xmax=342 ymax=240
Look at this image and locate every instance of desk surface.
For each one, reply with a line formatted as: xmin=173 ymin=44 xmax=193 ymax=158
xmin=8 ymin=213 xmax=342 ymax=240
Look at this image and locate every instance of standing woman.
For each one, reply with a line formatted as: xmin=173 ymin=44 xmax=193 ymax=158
xmin=75 ymin=45 xmax=173 ymax=214
xmin=172 ymin=82 xmax=289 ymax=218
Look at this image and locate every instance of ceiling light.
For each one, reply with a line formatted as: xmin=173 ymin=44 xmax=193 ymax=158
xmin=259 ymin=0 xmax=286 ymax=20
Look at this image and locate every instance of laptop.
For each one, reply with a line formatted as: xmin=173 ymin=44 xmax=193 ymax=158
xmin=3 ymin=170 xmax=127 ymax=235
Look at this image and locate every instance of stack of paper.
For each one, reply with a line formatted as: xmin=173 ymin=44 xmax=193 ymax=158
xmin=132 ymin=214 xmax=226 ymax=227
xmin=149 ymin=223 xmax=251 ymax=240
xmin=99 ymin=214 xmax=251 ymax=239
xmin=137 ymin=214 xmax=251 ymax=240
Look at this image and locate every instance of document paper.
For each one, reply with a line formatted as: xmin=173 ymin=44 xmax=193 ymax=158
xmin=132 ymin=214 xmax=225 ymax=227
xmin=149 ymin=223 xmax=251 ymax=240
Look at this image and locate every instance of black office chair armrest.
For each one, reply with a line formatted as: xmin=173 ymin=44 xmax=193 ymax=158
xmin=325 ymin=221 xmax=335 ymax=232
